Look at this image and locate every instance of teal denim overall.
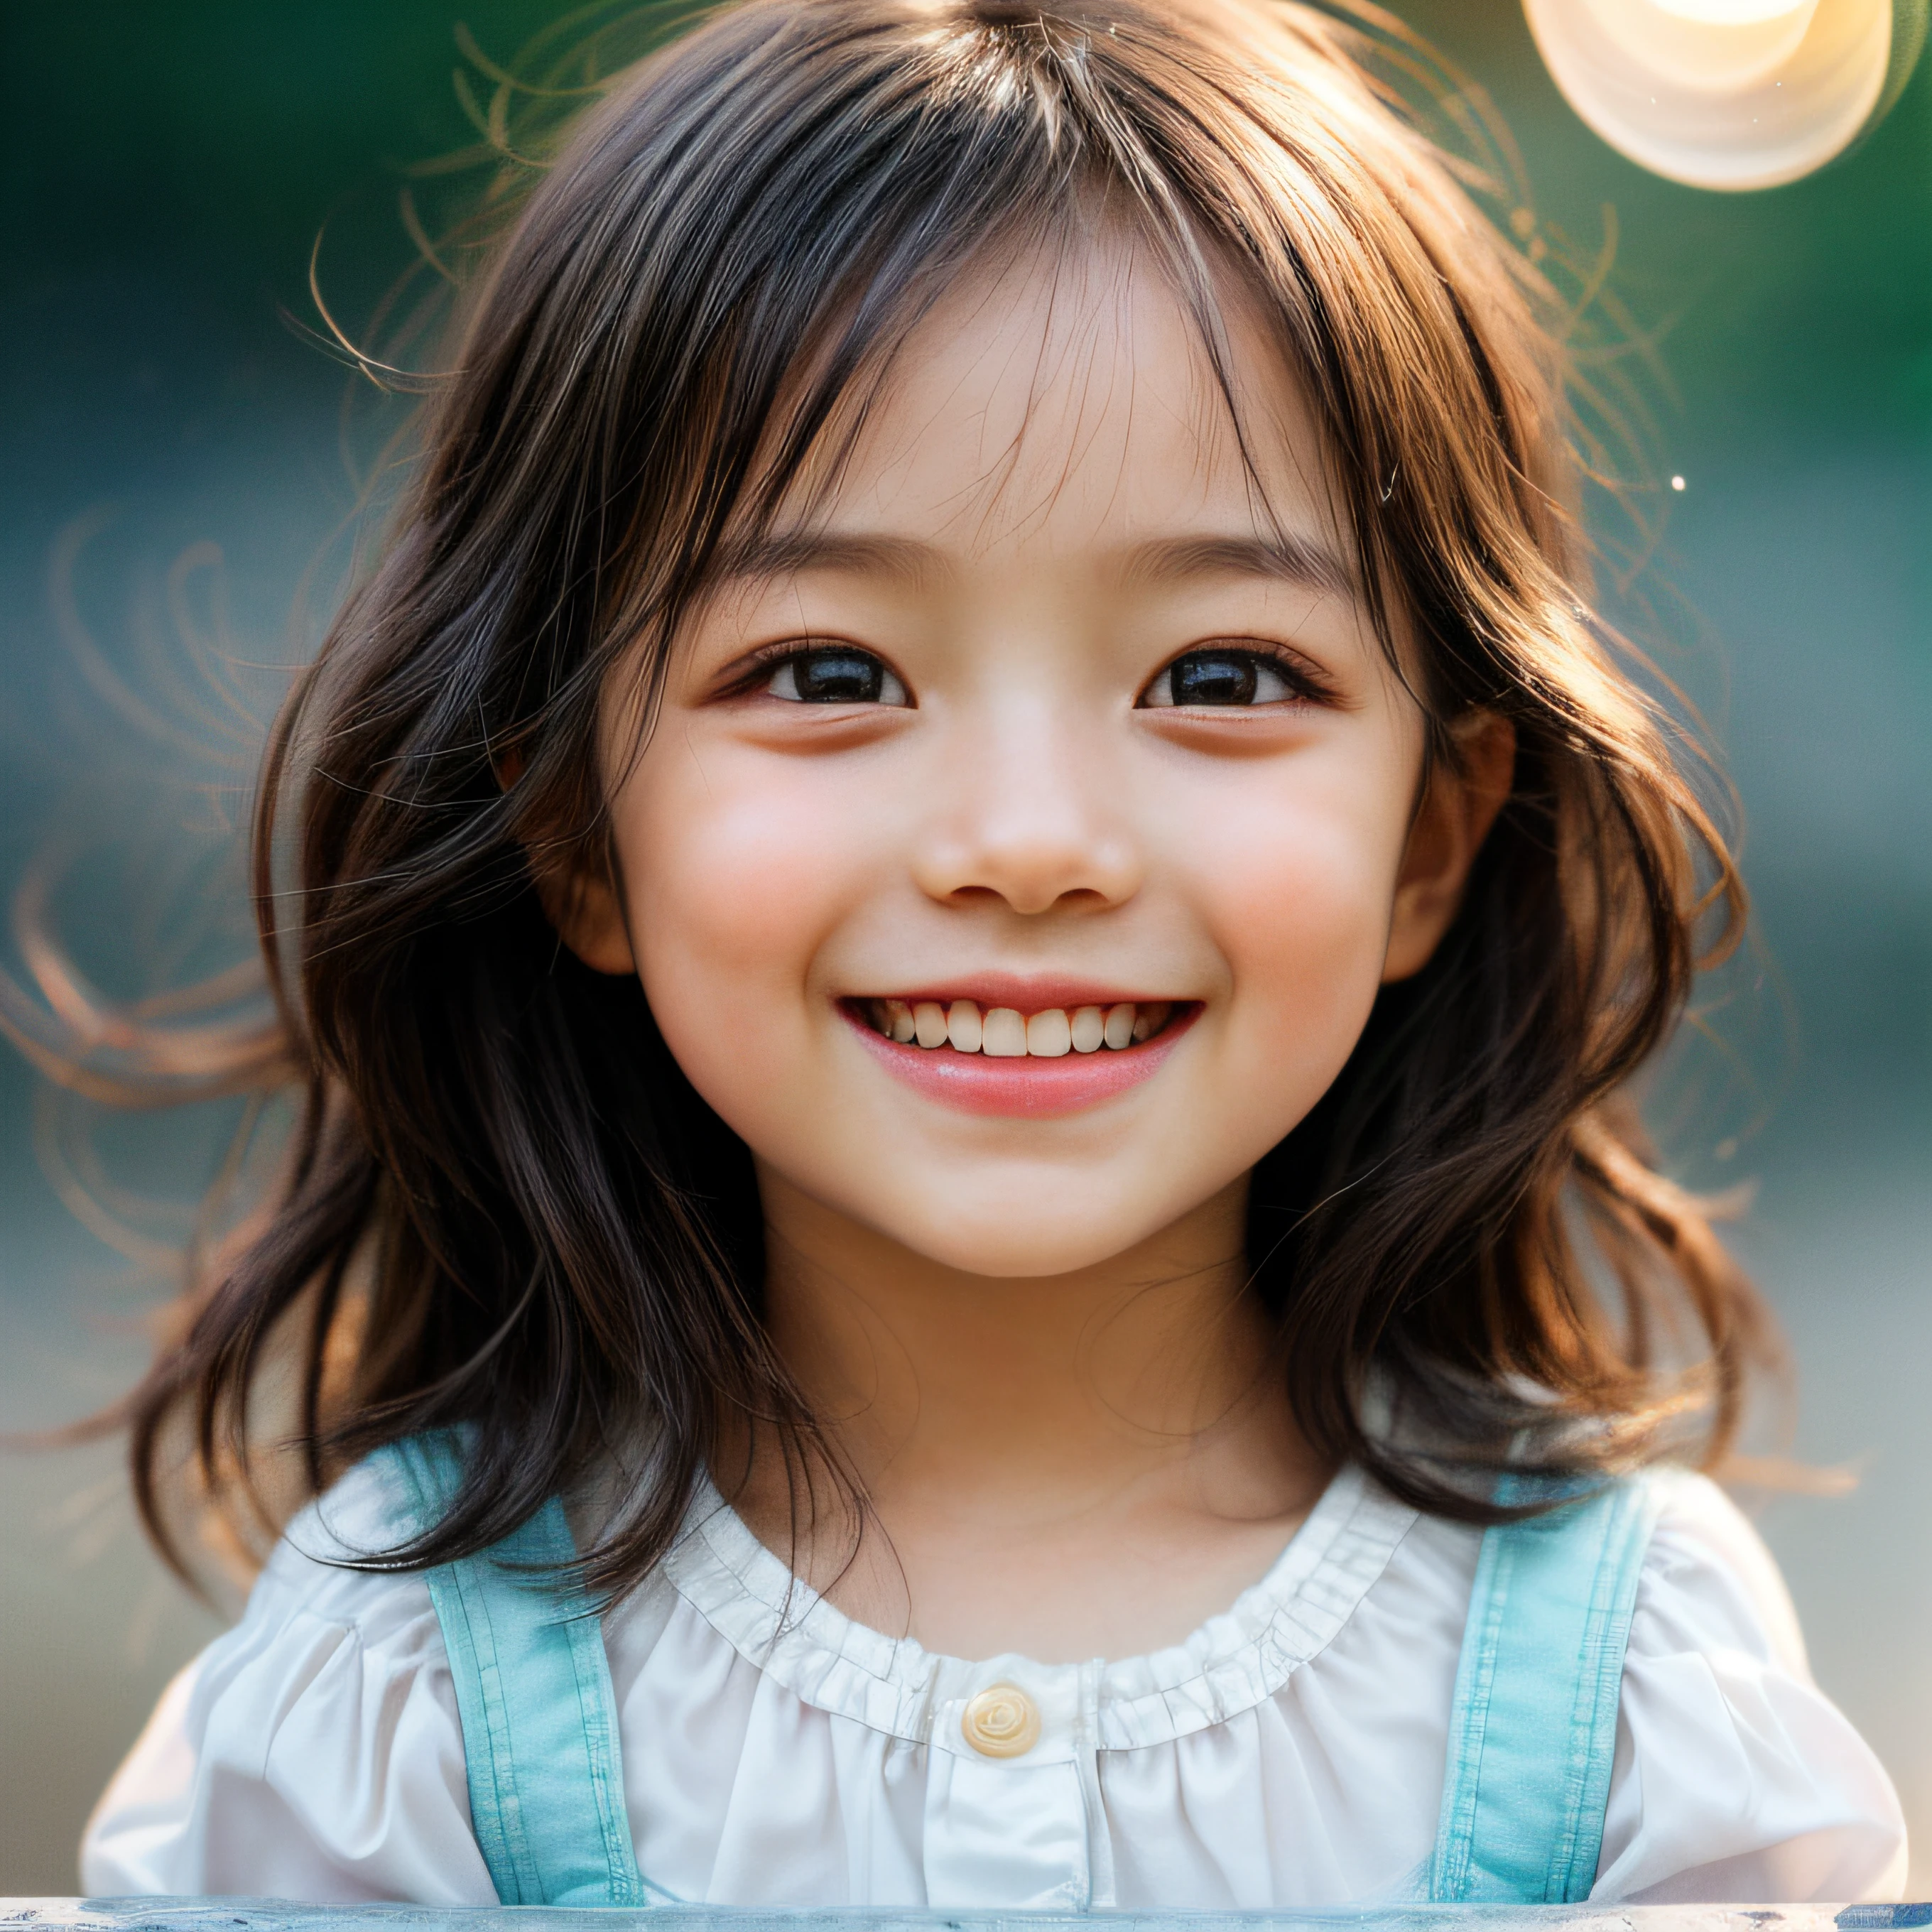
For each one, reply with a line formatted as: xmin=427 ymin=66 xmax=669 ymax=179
xmin=385 ymin=1436 xmax=1666 ymax=1909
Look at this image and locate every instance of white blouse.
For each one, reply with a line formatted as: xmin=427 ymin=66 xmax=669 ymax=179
xmin=82 ymin=1455 xmax=1906 ymax=1907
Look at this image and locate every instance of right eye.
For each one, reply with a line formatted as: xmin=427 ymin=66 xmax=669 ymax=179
xmin=766 ymin=646 xmax=909 ymax=705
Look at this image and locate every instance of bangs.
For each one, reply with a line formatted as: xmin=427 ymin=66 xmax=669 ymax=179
xmin=507 ymin=0 xmax=1519 ymax=730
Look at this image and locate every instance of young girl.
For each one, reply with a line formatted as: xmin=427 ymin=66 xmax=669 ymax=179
xmin=72 ymin=0 xmax=1905 ymax=1908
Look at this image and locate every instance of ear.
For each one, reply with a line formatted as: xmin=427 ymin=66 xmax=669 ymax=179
xmin=497 ymin=743 xmax=639 ymax=977
xmin=536 ymin=855 xmax=638 ymax=976
xmin=1381 ymin=712 xmax=1516 ymax=984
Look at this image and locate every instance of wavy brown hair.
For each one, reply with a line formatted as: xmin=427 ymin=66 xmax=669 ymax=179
xmin=16 ymin=0 xmax=1772 ymax=1592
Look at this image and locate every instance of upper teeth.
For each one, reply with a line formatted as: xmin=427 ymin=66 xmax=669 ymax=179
xmin=869 ymin=997 xmax=1173 ymax=1054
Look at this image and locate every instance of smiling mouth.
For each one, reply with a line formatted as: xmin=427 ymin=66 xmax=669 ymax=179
xmin=842 ymin=992 xmax=1196 ymax=1117
xmin=854 ymin=997 xmax=1182 ymax=1056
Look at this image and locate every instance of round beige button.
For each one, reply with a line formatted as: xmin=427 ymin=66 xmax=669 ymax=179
xmin=960 ymin=1682 xmax=1040 ymax=1759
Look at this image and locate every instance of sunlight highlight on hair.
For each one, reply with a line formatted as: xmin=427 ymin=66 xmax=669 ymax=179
xmin=10 ymin=0 xmax=1782 ymax=1600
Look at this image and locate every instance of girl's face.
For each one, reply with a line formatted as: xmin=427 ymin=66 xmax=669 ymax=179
xmin=585 ymin=240 xmax=1494 ymax=1279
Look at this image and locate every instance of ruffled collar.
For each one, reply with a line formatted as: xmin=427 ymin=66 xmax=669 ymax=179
xmin=660 ymin=1462 xmax=1417 ymax=1757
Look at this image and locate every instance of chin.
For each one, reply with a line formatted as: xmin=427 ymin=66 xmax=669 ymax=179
xmin=864 ymin=1200 xmax=1173 ymax=1281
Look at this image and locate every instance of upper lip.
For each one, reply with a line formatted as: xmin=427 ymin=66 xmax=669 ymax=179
xmin=845 ymin=975 xmax=1185 ymax=1011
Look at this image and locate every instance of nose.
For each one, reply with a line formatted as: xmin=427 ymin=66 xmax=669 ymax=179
xmin=909 ymin=693 xmax=1142 ymax=915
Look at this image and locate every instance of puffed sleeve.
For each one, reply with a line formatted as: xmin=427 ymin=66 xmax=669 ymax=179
xmin=80 ymin=1457 xmax=494 ymax=1904
xmin=1593 ymin=1472 xmax=1907 ymax=1903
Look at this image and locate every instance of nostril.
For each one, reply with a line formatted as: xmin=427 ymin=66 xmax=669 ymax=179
xmin=940 ymin=883 xmax=1115 ymax=916
xmin=911 ymin=822 xmax=1141 ymax=913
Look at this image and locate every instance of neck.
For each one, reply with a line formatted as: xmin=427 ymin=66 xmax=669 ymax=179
xmin=739 ymin=1165 xmax=1312 ymax=1536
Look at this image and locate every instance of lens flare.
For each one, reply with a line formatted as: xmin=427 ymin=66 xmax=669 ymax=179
xmin=1524 ymin=0 xmax=1918 ymax=189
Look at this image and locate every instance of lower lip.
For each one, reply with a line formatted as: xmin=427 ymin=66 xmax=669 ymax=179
xmin=842 ymin=1004 xmax=1199 ymax=1118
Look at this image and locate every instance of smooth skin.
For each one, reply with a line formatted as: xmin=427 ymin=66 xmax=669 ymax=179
xmin=553 ymin=235 xmax=1513 ymax=1664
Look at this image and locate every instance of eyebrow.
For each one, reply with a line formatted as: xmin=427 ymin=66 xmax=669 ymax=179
xmin=1121 ymin=533 xmax=1357 ymax=599
xmin=707 ymin=529 xmax=939 ymax=588
xmin=706 ymin=527 xmax=1356 ymax=598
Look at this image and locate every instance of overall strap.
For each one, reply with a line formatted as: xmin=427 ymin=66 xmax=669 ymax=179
xmin=384 ymin=1434 xmax=649 ymax=1908
xmin=1430 ymin=1471 xmax=1670 ymax=1905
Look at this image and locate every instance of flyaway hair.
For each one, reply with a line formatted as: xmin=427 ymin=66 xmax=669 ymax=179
xmin=13 ymin=0 xmax=1769 ymax=1596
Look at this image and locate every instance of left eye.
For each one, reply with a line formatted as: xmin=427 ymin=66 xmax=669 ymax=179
xmin=766 ymin=646 xmax=909 ymax=705
xmin=1141 ymin=648 xmax=1299 ymax=708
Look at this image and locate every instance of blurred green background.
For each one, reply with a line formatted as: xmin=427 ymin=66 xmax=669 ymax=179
xmin=1 ymin=0 xmax=1928 ymax=1899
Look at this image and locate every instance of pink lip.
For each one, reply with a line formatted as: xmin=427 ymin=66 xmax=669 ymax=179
xmin=841 ymin=1001 xmax=1200 ymax=1119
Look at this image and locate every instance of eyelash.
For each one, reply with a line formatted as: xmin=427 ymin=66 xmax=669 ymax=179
xmin=726 ymin=639 xmax=1334 ymax=710
xmin=730 ymin=640 xmax=912 ymax=707
xmin=1139 ymin=643 xmax=1333 ymax=710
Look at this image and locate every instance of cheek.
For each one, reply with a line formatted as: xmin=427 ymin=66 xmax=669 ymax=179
xmin=1172 ymin=752 xmax=1414 ymax=1091
xmin=607 ymin=742 xmax=889 ymax=1154
xmin=617 ymin=747 xmax=862 ymax=996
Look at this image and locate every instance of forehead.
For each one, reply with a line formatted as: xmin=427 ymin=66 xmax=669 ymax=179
xmin=769 ymin=230 xmax=1344 ymax=568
